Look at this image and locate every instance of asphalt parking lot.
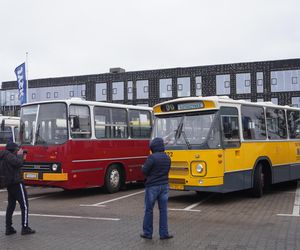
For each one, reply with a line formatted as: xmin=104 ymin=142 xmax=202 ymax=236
xmin=1 ymin=181 xmax=300 ymax=250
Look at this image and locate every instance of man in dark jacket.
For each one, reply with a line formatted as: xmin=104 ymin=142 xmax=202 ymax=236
xmin=140 ymin=137 xmax=173 ymax=240
xmin=0 ymin=142 xmax=35 ymax=235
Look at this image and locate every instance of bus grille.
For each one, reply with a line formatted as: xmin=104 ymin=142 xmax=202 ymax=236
xmin=169 ymin=162 xmax=189 ymax=176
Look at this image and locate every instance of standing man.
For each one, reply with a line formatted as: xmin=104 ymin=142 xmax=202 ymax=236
xmin=0 ymin=142 xmax=36 ymax=235
xmin=140 ymin=137 xmax=173 ymax=240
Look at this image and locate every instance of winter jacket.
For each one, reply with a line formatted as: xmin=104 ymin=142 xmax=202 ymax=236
xmin=142 ymin=137 xmax=171 ymax=187
xmin=0 ymin=150 xmax=23 ymax=186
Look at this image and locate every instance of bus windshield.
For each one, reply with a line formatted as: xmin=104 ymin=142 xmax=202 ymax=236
xmin=20 ymin=103 xmax=68 ymax=145
xmin=153 ymin=111 xmax=220 ymax=149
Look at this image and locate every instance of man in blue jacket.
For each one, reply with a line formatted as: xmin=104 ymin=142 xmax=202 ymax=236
xmin=140 ymin=137 xmax=173 ymax=240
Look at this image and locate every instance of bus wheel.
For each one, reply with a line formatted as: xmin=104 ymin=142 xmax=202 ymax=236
xmin=105 ymin=165 xmax=121 ymax=193
xmin=252 ymin=163 xmax=264 ymax=198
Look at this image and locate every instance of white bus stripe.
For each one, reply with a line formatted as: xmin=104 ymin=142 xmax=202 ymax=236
xmin=72 ymin=156 xmax=147 ymax=163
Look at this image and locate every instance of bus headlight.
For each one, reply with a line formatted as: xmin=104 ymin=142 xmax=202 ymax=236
xmin=52 ymin=164 xmax=58 ymax=171
xmin=196 ymin=164 xmax=204 ymax=173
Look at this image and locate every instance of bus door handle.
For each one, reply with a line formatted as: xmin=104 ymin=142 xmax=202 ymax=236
xmin=235 ymin=150 xmax=240 ymax=157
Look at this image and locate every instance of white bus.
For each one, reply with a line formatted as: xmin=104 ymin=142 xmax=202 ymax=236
xmin=0 ymin=115 xmax=20 ymax=148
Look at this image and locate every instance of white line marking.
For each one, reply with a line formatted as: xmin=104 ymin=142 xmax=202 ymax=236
xmin=0 ymin=189 xmax=7 ymax=193
xmin=292 ymin=181 xmax=300 ymax=216
xmin=277 ymin=181 xmax=300 ymax=217
xmin=168 ymin=208 xmax=201 ymax=212
xmin=168 ymin=193 xmax=215 ymax=212
xmin=80 ymin=190 xmax=145 ymax=207
xmin=4 ymin=193 xmax=57 ymax=203
xmin=184 ymin=194 xmax=215 ymax=210
xmin=277 ymin=214 xmax=300 ymax=217
xmin=28 ymin=193 xmax=57 ymax=201
xmin=183 ymin=201 xmax=203 ymax=211
xmin=0 ymin=211 xmax=119 ymax=221
xmin=80 ymin=204 xmax=106 ymax=207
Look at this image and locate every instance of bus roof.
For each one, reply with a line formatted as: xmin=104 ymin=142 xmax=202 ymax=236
xmin=153 ymin=96 xmax=300 ymax=114
xmin=21 ymin=98 xmax=152 ymax=111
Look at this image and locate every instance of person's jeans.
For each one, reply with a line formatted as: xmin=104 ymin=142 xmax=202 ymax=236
xmin=143 ymin=184 xmax=169 ymax=237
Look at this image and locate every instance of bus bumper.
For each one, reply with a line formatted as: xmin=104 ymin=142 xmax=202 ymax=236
xmin=23 ymin=172 xmax=68 ymax=181
xmin=169 ymin=176 xmax=223 ymax=191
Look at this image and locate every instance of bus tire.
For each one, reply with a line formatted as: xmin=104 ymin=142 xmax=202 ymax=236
xmin=105 ymin=165 xmax=121 ymax=193
xmin=252 ymin=163 xmax=264 ymax=198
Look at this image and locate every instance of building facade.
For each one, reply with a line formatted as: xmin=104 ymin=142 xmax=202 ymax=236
xmin=1 ymin=58 xmax=300 ymax=116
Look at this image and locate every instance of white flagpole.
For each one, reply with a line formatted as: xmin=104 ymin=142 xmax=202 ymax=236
xmin=25 ymin=52 xmax=29 ymax=103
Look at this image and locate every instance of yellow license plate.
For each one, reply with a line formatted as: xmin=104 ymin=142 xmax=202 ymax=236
xmin=169 ymin=183 xmax=184 ymax=190
xmin=24 ymin=172 xmax=38 ymax=180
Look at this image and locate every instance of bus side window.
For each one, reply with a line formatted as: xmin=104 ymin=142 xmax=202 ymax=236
xmin=220 ymin=107 xmax=240 ymax=148
xmin=69 ymin=105 xmax=91 ymax=139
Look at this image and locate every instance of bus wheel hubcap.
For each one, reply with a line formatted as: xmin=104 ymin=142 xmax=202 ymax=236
xmin=110 ymin=169 xmax=120 ymax=188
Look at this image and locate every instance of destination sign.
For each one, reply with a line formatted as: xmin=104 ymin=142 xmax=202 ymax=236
xmin=178 ymin=102 xmax=204 ymax=110
xmin=161 ymin=101 xmax=204 ymax=112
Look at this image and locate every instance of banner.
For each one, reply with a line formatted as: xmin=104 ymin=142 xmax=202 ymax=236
xmin=14 ymin=63 xmax=27 ymax=105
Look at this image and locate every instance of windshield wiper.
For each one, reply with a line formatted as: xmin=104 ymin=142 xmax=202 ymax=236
xmin=180 ymin=130 xmax=191 ymax=149
xmin=35 ymin=124 xmax=47 ymax=145
xmin=174 ymin=117 xmax=184 ymax=142
xmin=173 ymin=117 xmax=191 ymax=149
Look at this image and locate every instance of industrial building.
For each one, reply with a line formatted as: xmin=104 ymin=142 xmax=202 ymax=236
xmin=1 ymin=58 xmax=300 ymax=116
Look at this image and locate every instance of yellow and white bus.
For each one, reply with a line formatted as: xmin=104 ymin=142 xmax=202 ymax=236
xmin=152 ymin=96 xmax=300 ymax=197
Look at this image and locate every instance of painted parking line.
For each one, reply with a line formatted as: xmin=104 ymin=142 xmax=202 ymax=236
xmin=80 ymin=190 xmax=145 ymax=207
xmin=0 ymin=211 xmax=120 ymax=221
xmin=169 ymin=193 xmax=215 ymax=212
xmin=3 ymin=193 xmax=58 ymax=203
xmin=27 ymin=193 xmax=58 ymax=201
xmin=277 ymin=181 xmax=300 ymax=217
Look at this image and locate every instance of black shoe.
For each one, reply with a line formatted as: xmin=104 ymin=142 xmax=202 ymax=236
xmin=5 ymin=227 xmax=17 ymax=235
xmin=21 ymin=227 xmax=36 ymax=235
xmin=160 ymin=235 xmax=173 ymax=240
xmin=140 ymin=233 xmax=152 ymax=239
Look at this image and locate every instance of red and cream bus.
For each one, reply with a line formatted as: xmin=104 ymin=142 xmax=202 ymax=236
xmin=0 ymin=115 xmax=20 ymax=149
xmin=20 ymin=99 xmax=152 ymax=193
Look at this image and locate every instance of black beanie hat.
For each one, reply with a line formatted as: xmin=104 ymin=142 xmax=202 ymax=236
xmin=5 ymin=142 xmax=19 ymax=152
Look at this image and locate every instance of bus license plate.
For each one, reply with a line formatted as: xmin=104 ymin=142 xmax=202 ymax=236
xmin=24 ymin=172 xmax=38 ymax=180
xmin=169 ymin=183 xmax=184 ymax=190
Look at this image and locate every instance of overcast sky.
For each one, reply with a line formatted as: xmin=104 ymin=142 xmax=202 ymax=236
xmin=1 ymin=0 xmax=299 ymax=85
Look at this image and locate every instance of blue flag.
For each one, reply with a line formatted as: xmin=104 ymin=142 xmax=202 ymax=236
xmin=14 ymin=63 xmax=27 ymax=105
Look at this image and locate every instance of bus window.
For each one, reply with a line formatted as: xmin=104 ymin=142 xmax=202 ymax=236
xmin=220 ymin=107 xmax=240 ymax=148
xmin=94 ymin=106 xmax=111 ymax=138
xmin=287 ymin=110 xmax=300 ymax=139
xmin=129 ymin=110 xmax=151 ymax=138
xmin=207 ymin=115 xmax=221 ymax=149
xmin=70 ymin=105 xmax=91 ymax=139
xmin=266 ymin=108 xmax=287 ymax=140
xmin=111 ymin=108 xmax=128 ymax=138
xmin=241 ymin=105 xmax=266 ymax=140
